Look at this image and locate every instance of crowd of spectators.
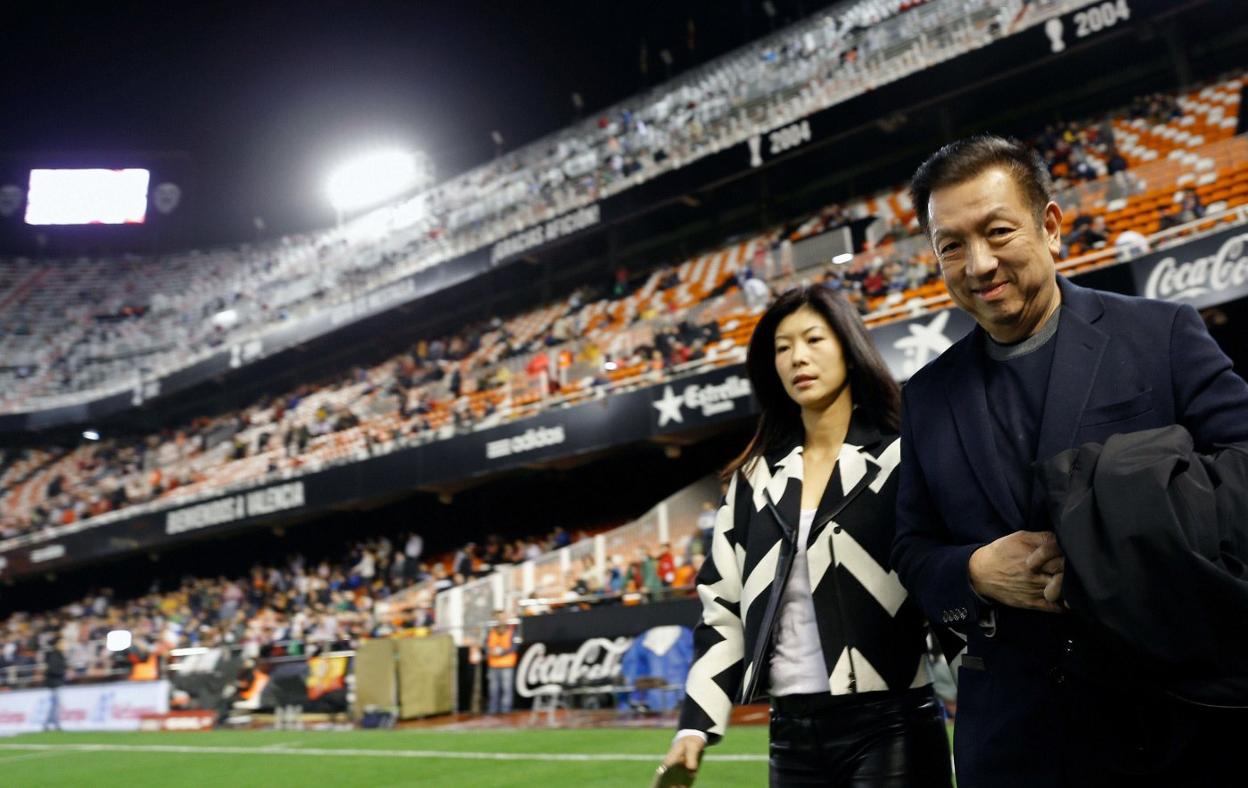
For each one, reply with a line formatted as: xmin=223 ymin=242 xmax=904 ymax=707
xmin=5 ymin=71 xmax=1242 ymax=545
xmin=0 ymin=523 xmax=608 ymax=690
xmin=521 ymin=543 xmax=704 ymax=617
xmin=0 ymin=0 xmax=1061 ymax=411
xmin=0 ymin=260 xmax=737 ymax=542
xmin=5 ymin=64 xmax=1244 ymax=551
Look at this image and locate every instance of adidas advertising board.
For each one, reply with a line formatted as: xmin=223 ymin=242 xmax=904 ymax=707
xmin=485 ymin=425 xmax=567 ymax=460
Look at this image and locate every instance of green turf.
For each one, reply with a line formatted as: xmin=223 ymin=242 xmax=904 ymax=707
xmin=0 ymin=727 xmax=772 ymax=787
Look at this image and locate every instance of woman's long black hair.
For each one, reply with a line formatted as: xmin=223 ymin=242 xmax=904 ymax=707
xmin=723 ymin=285 xmax=900 ymax=479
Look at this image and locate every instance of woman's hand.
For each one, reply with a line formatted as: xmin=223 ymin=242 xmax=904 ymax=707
xmin=659 ymin=734 xmax=706 ymax=786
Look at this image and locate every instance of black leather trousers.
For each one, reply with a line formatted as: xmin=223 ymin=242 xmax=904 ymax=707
xmin=769 ymin=687 xmax=952 ymax=788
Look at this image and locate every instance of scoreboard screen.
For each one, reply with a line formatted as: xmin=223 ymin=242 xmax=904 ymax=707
xmin=24 ymin=168 xmax=151 ymax=225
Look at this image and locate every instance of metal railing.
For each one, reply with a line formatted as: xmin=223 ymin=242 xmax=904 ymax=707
xmin=339 ymin=475 xmax=720 ymax=647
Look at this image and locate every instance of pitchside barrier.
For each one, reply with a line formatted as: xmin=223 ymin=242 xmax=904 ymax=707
xmin=165 ymin=645 xmax=351 ymax=720
xmin=0 ymin=679 xmax=171 ymax=734
xmin=353 ymin=635 xmax=457 ymax=721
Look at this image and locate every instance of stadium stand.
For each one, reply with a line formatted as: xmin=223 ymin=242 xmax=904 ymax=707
xmin=0 ymin=0 xmax=1090 ymax=413
xmin=0 ymin=480 xmax=711 ymax=694
xmin=4 ymin=70 xmax=1246 ymax=546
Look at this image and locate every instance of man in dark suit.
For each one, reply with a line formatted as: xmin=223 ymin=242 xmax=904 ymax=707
xmin=890 ymin=134 xmax=1248 ymax=787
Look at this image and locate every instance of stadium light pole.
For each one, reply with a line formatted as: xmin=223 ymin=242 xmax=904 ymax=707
xmin=325 ymin=149 xmax=425 ymax=226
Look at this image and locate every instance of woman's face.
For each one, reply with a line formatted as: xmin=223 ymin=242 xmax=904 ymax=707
xmin=773 ymin=305 xmax=849 ymax=411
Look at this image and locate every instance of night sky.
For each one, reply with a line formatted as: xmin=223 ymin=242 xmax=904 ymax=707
xmin=2 ymin=0 xmax=825 ymax=247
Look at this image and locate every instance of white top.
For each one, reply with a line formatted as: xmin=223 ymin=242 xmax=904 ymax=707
xmin=768 ymin=509 xmax=829 ymax=696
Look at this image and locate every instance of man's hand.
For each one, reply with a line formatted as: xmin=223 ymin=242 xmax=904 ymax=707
xmin=969 ymin=531 xmax=1065 ymax=613
xmin=660 ymin=734 xmax=706 ymax=785
xmin=1043 ymin=571 xmax=1065 ymax=604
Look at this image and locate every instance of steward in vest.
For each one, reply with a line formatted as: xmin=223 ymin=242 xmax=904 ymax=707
xmin=486 ymin=610 xmax=520 ymax=715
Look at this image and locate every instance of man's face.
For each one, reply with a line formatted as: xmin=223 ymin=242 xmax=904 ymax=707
xmin=927 ymin=167 xmax=1062 ymax=343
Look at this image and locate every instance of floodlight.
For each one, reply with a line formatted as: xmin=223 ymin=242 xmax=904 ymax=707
xmin=326 ymin=150 xmax=419 ymax=214
xmin=106 ymin=629 xmax=132 ymax=652
xmin=82 ymin=430 xmax=101 ymax=441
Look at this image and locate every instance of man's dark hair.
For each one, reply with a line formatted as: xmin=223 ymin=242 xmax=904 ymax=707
xmin=909 ymin=134 xmax=1055 ymax=237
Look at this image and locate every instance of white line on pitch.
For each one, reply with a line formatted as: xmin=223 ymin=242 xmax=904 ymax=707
xmin=259 ymin=741 xmax=304 ymax=751
xmin=0 ymin=743 xmax=767 ymax=763
xmin=0 ymin=750 xmax=68 ymax=764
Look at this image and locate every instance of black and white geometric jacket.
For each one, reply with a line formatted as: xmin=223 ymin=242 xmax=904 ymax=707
xmin=677 ymin=415 xmax=933 ymax=741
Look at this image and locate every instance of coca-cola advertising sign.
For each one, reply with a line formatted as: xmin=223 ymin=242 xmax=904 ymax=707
xmin=515 ymin=636 xmax=633 ymax=697
xmin=1133 ymin=227 xmax=1248 ymax=309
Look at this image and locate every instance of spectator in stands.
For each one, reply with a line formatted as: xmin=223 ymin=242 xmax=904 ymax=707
xmin=1105 ymin=147 xmax=1127 ymax=175
xmin=843 ymin=287 xmax=869 ymax=315
xmin=656 ymin=543 xmax=676 ymax=587
xmin=694 ymin=500 xmax=716 ymax=559
xmin=664 ymin=285 xmax=949 ymax=785
xmin=127 ymin=640 xmax=160 ymax=681
xmin=1113 ymin=228 xmax=1151 ymax=260
xmin=1071 ymin=214 xmax=1109 ymax=251
xmin=485 ymin=610 xmax=520 ymax=715
xmin=43 ymin=637 xmax=66 ymax=731
xmin=862 ymin=265 xmax=887 ymax=297
xmin=672 ymin=554 xmax=698 ymax=590
xmin=451 ymin=542 xmax=475 ymax=577
xmin=741 ymin=269 xmax=772 ymax=312
xmin=903 ymin=258 xmax=932 ymax=291
xmin=1177 ymin=189 xmax=1206 ymax=224
xmin=896 ymin=134 xmax=1248 ymax=785
xmin=612 ymin=265 xmax=631 ymax=299
xmin=636 ymin=547 xmax=662 ymax=600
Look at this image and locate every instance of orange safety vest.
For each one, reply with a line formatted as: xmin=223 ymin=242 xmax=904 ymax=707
xmin=486 ymin=626 xmax=518 ymax=669
xmin=242 ymin=669 xmax=270 ymax=703
xmin=129 ymin=653 xmax=159 ymax=681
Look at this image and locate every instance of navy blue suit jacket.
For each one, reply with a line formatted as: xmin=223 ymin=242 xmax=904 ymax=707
xmin=891 ymin=277 xmax=1248 ymax=786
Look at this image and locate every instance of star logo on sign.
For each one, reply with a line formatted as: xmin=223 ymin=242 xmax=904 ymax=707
xmin=653 ymin=386 xmax=685 ymax=427
xmin=893 ymin=310 xmax=953 ymax=377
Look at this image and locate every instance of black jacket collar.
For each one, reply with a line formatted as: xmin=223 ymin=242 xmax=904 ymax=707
xmin=755 ymin=409 xmax=894 ymax=541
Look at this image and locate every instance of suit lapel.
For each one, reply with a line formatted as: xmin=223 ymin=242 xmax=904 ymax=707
xmin=944 ymin=332 xmax=1025 ymax=528
xmin=808 ymin=417 xmax=884 ymax=544
xmin=761 ymin=416 xmax=885 ymax=545
xmin=1034 ymin=280 xmax=1109 ymax=465
xmin=762 ymin=445 xmax=804 ymax=541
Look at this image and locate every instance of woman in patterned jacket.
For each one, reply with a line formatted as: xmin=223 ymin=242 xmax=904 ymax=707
xmin=659 ymin=285 xmax=950 ymax=787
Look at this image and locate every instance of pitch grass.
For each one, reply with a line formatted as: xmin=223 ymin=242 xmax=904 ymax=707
xmin=0 ymin=727 xmax=772 ymax=787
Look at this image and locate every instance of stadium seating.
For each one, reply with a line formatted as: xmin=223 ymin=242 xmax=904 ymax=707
xmin=4 ymin=69 xmax=1247 ymax=545
xmin=0 ymin=0 xmax=1089 ymax=412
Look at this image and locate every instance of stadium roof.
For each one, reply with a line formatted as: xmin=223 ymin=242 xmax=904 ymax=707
xmin=2 ymin=0 xmax=826 ymax=247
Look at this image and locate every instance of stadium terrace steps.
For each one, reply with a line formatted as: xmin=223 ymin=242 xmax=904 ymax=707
xmin=6 ymin=73 xmax=1248 ymax=538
